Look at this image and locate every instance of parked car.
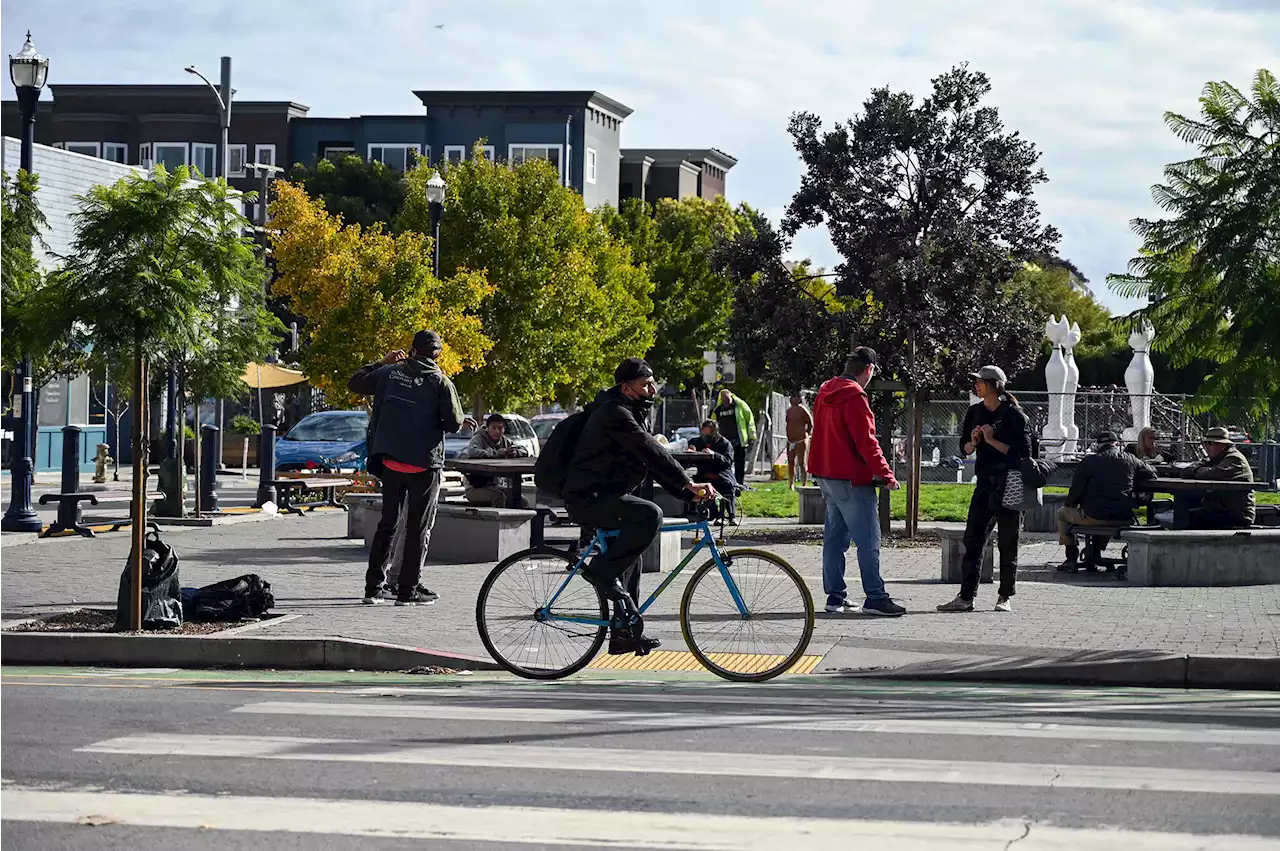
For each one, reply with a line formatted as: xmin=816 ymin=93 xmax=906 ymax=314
xmin=666 ymin=426 xmax=701 ymax=453
xmin=1222 ymin=426 xmax=1252 ymax=444
xmin=275 ymin=410 xmax=369 ymax=472
xmin=443 ymin=413 xmax=539 ymax=460
xmin=531 ymin=412 xmax=568 ymax=442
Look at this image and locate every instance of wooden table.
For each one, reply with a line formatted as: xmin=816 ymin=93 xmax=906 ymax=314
xmin=445 ymin=457 xmax=536 ymax=509
xmin=1147 ymin=477 xmax=1270 ymax=528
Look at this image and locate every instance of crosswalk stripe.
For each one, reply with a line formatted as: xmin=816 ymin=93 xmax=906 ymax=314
xmin=3 ymin=787 xmax=1275 ymax=850
xmin=78 ymin=733 xmax=1280 ymax=796
xmin=230 ymin=699 xmax=1280 ymax=746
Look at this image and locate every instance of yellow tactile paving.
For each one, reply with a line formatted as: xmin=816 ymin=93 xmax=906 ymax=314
xmin=587 ymin=650 xmax=822 ymax=675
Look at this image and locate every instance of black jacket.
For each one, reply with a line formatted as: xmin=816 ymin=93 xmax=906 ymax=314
xmin=962 ymin=399 xmax=1032 ymax=478
xmin=564 ymin=387 xmax=691 ymax=500
xmin=1066 ymin=445 xmax=1157 ymax=522
xmin=347 ymin=357 xmax=465 ymax=472
xmin=688 ymin=434 xmax=733 ymax=476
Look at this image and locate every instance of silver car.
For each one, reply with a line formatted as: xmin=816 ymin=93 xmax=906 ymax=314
xmin=443 ymin=413 xmax=539 ymax=459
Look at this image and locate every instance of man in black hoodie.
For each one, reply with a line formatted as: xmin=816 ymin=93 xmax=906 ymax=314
xmin=565 ymin=358 xmax=715 ymax=654
xmin=348 ymin=330 xmax=472 ymax=606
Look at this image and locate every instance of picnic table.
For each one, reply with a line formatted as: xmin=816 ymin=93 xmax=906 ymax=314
xmin=1147 ymin=477 xmax=1270 ymax=529
xmin=445 ymin=457 xmax=535 ymax=509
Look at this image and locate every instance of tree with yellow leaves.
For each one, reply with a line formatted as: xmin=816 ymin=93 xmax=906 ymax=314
xmin=269 ymin=181 xmax=492 ymax=408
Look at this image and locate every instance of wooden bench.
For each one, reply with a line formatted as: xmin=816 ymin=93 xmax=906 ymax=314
xmin=271 ymin=476 xmax=351 ymax=516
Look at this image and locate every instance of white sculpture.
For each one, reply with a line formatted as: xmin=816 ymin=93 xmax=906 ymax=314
xmin=1043 ymin=315 xmax=1069 ymax=460
xmin=1124 ymin=321 xmax=1156 ymax=442
xmin=1063 ymin=321 xmax=1082 ymax=454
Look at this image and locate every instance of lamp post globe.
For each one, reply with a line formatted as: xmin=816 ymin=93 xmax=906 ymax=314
xmin=426 ymin=170 xmax=446 ymax=277
xmin=3 ymin=32 xmax=50 ymax=533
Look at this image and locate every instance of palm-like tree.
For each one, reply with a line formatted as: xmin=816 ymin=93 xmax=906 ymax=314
xmin=1110 ymin=68 xmax=1280 ymax=424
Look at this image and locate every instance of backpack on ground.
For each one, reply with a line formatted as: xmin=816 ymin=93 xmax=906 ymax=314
xmin=115 ymin=529 xmax=183 ymax=631
xmin=533 ymin=410 xmax=591 ymax=499
xmin=185 ymin=574 xmax=275 ymax=622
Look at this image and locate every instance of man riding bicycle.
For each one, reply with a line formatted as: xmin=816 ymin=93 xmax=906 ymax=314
xmin=564 ymin=357 xmax=716 ymax=655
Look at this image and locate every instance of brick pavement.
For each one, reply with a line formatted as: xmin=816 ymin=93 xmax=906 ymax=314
xmin=2 ymin=512 xmax=1277 ymax=660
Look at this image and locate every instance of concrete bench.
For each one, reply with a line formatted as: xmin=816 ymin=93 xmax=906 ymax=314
xmin=1022 ymin=491 xmax=1069 ymax=533
xmin=938 ymin=527 xmax=993 ymax=584
xmin=798 ymin=485 xmax=824 ymax=524
xmin=1122 ymin=528 xmax=1280 ymax=586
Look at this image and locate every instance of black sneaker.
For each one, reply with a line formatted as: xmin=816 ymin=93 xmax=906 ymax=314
xmin=861 ymin=598 xmax=906 ymax=617
xmin=608 ymin=631 xmax=661 ymax=656
xmin=413 ymin=584 xmax=439 ymax=602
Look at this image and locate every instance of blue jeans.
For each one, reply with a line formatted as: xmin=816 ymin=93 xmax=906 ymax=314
xmin=816 ymin=478 xmax=888 ymax=606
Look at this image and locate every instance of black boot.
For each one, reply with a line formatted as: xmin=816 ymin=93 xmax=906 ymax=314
xmin=604 ymin=586 xmax=660 ymax=656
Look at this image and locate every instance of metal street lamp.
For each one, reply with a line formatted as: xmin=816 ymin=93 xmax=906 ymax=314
xmin=3 ymin=31 xmax=49 ymax=534
xmin=426 ymin=170 xmax=446 ymax=277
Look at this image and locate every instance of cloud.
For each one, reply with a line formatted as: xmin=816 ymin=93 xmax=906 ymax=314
xmin=5 ymin=0 xmax=1276 ymax=315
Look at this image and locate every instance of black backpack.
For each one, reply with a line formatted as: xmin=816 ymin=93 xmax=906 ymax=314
xmin=534 ymin=410 xmax=591 ymax=498
xmin=185 ymin=574 xmax=275 ymax=622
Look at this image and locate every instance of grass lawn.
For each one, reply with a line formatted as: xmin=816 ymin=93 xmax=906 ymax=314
xmin=737 ymin=481 xmax=1280 ymax=522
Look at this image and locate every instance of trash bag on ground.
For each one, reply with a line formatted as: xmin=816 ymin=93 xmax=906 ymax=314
xmin=114 ymin=530 xmax=184 ymax=630
xmin=185 ymin=574 xmax=274 ymax=622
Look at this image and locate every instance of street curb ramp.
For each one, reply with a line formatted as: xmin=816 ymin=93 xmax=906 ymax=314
xmin=0 ymin=633 xmax=501 ymax=673
xmin=831 ymin=649 xmax=1280 ymax=690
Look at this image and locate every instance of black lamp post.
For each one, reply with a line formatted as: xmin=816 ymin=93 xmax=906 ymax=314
xmin=425 ymin=169 xmax=446 ymax=277
xmin=2 ymin=32 xmax=49 ymax=534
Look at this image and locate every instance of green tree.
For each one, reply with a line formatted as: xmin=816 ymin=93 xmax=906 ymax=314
xmin=785 ymin=64 xmax=1061 ymax=393
xmin=1109 ymin=68 xmax=1280 ymax=422
xmin=402 ymin=151 xmax=654 ymax=411
xmin=600 ymin=196 xmax=740 ymax=386
xmin=286 ymin=154 xmax=408 ymax=230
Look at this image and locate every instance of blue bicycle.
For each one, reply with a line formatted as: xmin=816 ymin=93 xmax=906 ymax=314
xmin=475 ymin=501 xmax=815 ymax=682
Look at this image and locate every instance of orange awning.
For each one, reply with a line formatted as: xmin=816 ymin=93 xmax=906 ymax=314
xmin=241 ymin=363 xmax=306 ymax=389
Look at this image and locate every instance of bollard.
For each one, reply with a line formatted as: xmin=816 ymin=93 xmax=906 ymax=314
xmin=200 ymin=424 xmax=219 ymax=513
xmin=255 ymin=423 xmax=277 ymax=507
xmin=57 ymin=425 xmax=84 ymax=528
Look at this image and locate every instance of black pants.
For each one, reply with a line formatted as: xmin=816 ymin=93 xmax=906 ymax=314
xmin=1175 ymin=493 xmax=1249 ymax=529
xmin=732 ymin=443 xmax=747 ymax=485
xmin=566 ymin=493 xmax=660 ymax=604
xmin=365 ymin=466 xmax=441 ymax=600
xmin=960 ymin=475 xmax=1020 ymax=601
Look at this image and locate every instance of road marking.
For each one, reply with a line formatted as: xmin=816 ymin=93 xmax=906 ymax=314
xmin=3 ymin=786 xmax=1275 ymax=850
xmin=586 ymin=650 xmax=824 ymax=674
xmin=78 ymin=734 xmax=1280 ymax=796
xmin=230 ymin=700 xmax=1280 ymax=746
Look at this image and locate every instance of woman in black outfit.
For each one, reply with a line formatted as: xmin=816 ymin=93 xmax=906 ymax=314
xmin=938 ymin=365 xmax=1031 ymax=614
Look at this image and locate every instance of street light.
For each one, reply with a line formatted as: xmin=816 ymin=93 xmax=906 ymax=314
xmin=3 ymin=32 xmax=49 ymax=533
xmin=426 ymin=170 xmax=446 ymax=277
xmin=183 ymin=58 xmax=231 ymax=180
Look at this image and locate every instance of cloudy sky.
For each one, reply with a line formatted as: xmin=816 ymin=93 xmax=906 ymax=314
xmin=5 ymin=0 xmax=1277 ymax=314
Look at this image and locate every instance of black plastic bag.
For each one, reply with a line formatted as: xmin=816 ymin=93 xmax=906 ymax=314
xmin=115 ymin=530 xmax=184 ymax=630
xmin=187 ymin=574 xmax=274 ymax=622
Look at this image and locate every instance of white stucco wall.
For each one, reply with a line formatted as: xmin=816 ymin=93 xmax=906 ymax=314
xmin=2 ymin=137 xmax=143 ymax=270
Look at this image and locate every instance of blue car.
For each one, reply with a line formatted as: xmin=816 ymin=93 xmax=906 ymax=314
xmin=275 ymin=410 xmax=369 ymax=472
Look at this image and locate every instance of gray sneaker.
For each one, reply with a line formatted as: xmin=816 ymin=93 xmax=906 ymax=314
xmin=936 ymin=595 xmax=974 ymax=613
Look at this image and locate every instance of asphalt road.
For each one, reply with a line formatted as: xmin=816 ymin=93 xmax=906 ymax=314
xmin=2 ymin=668 xmax=1279 ymax=849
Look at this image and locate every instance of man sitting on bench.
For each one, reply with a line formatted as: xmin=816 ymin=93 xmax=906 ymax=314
xmin=1058 ymin=431 xmax=1156 ymax=570
xmin=1159 ymin=427 xmax=1256 ymax=529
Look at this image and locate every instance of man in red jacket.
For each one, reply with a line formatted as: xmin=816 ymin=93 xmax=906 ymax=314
xmin=809 ymin=347 xmax=905 ymax=617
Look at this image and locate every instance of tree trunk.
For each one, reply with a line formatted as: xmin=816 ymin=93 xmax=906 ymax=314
xmin=129 ymin=343 xmax=148 ymax=631
xmin=471 ymin=391 xmax=485 ymax=422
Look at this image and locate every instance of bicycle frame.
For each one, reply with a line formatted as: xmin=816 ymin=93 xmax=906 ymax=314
xmin=538 ymin=519 xmax=748 ymax=627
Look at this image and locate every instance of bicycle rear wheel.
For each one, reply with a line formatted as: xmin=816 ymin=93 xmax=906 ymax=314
xmin=680 ymin=548 xmax=815 ymax=682
xmin=476 ymin=548 xmax=608 ymax=679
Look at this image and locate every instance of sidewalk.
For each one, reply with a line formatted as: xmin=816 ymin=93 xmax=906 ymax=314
xmin=3 ymin=512 xmax=1276 ymax=673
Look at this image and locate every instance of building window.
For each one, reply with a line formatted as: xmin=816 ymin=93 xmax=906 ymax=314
xmin=254 ymin=144 xmax=276 ymax=169
xmin=65 ymin=142 xmax=100 ymax=157
xmin=443 ymin=145 xmax=466 ymax=164
xmin=585 ymin=147 xmax=597 ymax=184
xmin=227 ymin=144 xmax=247 ymax=177
xmin=476 ymin=145 xmax=495 ymax=162
xmin=139 ymin=143 xmax=152 ymax=167
xmin=509 ymin=144 xmax=563 ymax=177
xmin=323 ymin=146 xmax=355 ymax=159
xmin=103 ymin=142 xmax=127 ymax=163
xmin=192 ymin=143 xmax=218 ymax=178
xmin=368 ymin=143 xmax=420 ymax=172
xmin=153 ymin=142 xmax=188 ymax=170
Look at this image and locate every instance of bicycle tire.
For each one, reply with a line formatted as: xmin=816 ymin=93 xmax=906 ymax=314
xmin=679 ymin=548 xmax=815 ymax=683
xmin=475 ymin=547 xmax=608 ymax=680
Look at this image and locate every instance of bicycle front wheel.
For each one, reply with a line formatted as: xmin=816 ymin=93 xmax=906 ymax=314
xmin=680 ymin=548 xmax=815 ymax=682
xmin=476 ymin=548 xmax=608 ymax=679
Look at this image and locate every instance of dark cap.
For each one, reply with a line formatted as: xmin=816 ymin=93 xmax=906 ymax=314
xmin=412 ymin=330 xmax=443 ymax=354
xmin=967 ymin=365 xmax=1008 ymax=384
xmin=850 ymin=346 xmax=878 ymax=366
xmin=614 ymin=357 xmax=654 ymax=384
xmin=1095 ymin=431 xmax=1119 ymax=445
xmin=485 ymin=413 xmax=506 ymax=426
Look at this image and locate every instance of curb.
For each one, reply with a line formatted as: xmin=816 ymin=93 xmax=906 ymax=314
xmin=827 ymin=649 xmax=1280 ymax=690
xmin=0 ymin=632 xmax=501 ymax=673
